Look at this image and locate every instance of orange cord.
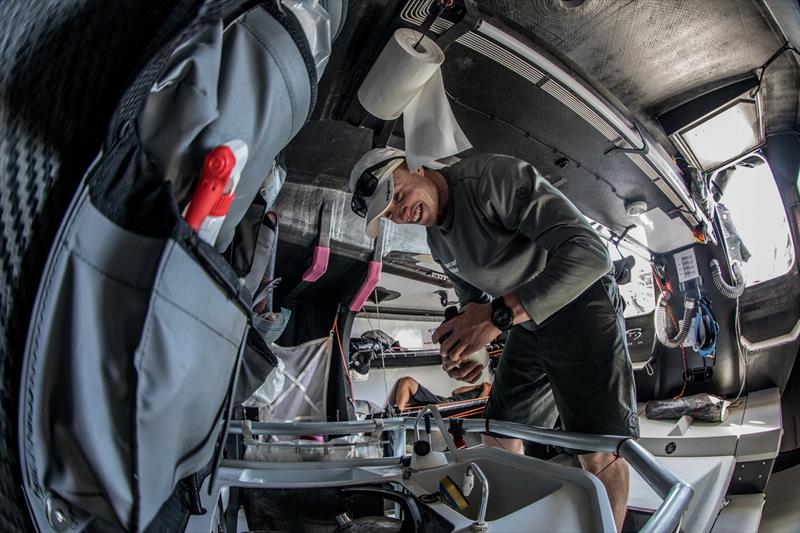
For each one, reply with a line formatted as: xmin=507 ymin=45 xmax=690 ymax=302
xmin=398 ymin=396 xmax=488 ymax=416
xmin=451 ymin=406 xmax=485 ymax=418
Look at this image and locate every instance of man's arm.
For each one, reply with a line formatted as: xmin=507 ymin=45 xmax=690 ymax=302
xmin=451 ymin=383 xmax=482 ymax=395
xmin=499 ymin=291 xmax=531 ymax=324
xmin=439 ymin=262 xmax=490 ymax=307
xmin=482 ymin=156 xmax=611 ymax=326
xmin=434 ymin=156 xmax=610 ymax=372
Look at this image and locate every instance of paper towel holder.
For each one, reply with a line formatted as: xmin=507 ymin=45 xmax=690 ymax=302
xmin=432 ymin=0 xmax=481 ymax=51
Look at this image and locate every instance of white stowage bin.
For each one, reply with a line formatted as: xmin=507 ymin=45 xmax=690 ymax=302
xmin=636 ymin=388 xmax=783 ymax=460
xmin=630 ymin=388 xmax=784 ymax=533
xmin=627 ymin=455 xmax=736 ymax=533
xmin=403 ymin=447 xmax=617 ymax=533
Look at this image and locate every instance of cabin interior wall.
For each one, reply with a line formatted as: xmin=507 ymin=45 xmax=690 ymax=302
xmin=644 ymin=133 xmax=800 ymax=403
xmin=779 ymin=354 xmax=800 ymax=453
xmin=276 ymin=1 xmax=800 ymax=419
xmin=734 ymin=134 xmax=800 ymax=394
xmin=274 ymin=243 xmax=372 ymax=422
xmin=632 ymin=354 xmax=659 ymax=403
xmin=650 ymin=244 xmax=742 ymax=400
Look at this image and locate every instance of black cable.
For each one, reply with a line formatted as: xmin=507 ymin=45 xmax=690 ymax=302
xmin=672 ymin=206 xmax=697 ymax=216
xmin=594 ymin=454 xmax=622 ymax=478
xmin=750 ymin=42 xmax=799 ymax=98
xmin=445 ymin=88 xmax=562 ymax=154
xmin=605 ymin=121 xmax=648 ymax=155
xmin=445 ymin=89 xmax=629 ymax=202
xmin=610 ymin=224 xmax=635 ymax=258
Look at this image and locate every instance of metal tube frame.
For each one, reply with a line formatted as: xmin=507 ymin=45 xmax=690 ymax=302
xmin=225 ymin=417 xmax=693 ymax=533
xmin=228 ymin=418 xmax=408 ymax=435
xmin=465 ymin=462 xmax=490 ymax=530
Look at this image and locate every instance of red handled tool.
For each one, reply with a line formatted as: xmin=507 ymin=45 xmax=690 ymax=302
xmin=184 ymin=145 xmax=236 ymax=231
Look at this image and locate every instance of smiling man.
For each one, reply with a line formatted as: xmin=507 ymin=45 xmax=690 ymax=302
xmin=349 ymin=147 xmax=638 ymax=531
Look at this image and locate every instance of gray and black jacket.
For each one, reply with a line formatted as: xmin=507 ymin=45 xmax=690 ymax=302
xmin=426 ymin=153 xmax=612 ymax=328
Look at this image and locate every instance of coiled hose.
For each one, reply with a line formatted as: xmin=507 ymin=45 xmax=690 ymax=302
xmin=654 ymin=293 xmax=696 ymax=348
xmin=710 ymin=259 xmax=745 ymax=299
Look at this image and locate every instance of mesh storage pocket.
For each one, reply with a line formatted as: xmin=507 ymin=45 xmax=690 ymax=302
xmin=133 ymin=235 xmax=247 ymax=525
xmin=23 ymin=192 xmax=247 ymax=530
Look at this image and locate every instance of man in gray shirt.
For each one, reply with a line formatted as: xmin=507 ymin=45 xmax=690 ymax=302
xmin=350 ymin=147 xmax=638 ymax=531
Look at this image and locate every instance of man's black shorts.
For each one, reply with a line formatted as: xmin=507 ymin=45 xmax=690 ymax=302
xmin=412 ymin=384 xmax=483 ymax=406
xmin=485 ymin=273 xmax=639 ymax=438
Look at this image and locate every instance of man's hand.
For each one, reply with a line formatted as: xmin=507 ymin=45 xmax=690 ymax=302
xmin=442 ymin=358 xmax=484 ymax=383
xmin=433 ymin=302 xmax=499 ymax=382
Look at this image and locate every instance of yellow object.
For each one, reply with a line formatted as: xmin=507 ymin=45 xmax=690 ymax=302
xmin=439 ymin=475 xmax=469 ymax=511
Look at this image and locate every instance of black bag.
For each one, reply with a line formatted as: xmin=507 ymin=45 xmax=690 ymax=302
xmin=19 ymin=0 xmax=316 ymax=529
xmin=645 ymin=393 xmax=730 ymax=423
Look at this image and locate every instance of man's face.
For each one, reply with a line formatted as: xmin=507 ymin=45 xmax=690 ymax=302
xmin=384 ymin=166 xmax=440 ymax=227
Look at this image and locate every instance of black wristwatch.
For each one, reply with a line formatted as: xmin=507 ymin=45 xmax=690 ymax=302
xmin=490 ymin=297 xmax=514 ymax=331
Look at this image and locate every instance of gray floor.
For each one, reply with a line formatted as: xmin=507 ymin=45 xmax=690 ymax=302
xmin=759 ymin=464 xmax=800 ymax=533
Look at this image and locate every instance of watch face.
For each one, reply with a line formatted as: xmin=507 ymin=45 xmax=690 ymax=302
xmin=493 ymin=306 xmax=513 ymax=329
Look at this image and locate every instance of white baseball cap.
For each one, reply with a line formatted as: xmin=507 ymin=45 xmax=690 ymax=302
xmin=349 ymin=147 xmax=407 ymax=239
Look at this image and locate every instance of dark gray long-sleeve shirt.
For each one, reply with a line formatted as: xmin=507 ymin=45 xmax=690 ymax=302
xmin=426 ymin=154 xmax=612 ymax=327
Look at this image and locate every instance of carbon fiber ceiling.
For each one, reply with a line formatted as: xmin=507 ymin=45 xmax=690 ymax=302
xmin=440 ymin=44 xmax=672 ymax=233
xmin=480 ymin=0 xmax=799 ymax=142
xmin=298 ymin=0 xmax=799 ymax=249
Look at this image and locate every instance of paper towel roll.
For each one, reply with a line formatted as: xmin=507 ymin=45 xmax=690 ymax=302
xmin=358 ymin=28 xmax=472 ymax=171
xmin=403 ymin=68 xmax=472 ymax=171
xmin=358 ymin=28 xmax=444 ymax=120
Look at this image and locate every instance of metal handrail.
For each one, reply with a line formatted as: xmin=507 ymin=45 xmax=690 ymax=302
xmin=617 ymin=439 xmax=693 ymax=533
xmin=229 ymin=417 xmax=693 ymax=533
xmin=227 ymin=418 xmax=407 ymax=435
xmin=459 ymin=419 xmax=624 ymax=453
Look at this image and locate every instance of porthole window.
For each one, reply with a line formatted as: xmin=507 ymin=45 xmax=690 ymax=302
xmin=713 ymin=156 xmax=795 ymax=286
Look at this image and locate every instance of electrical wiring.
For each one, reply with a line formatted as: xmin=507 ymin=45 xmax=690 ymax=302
xmin=652 ymin=267 xmax=689 ymax=398
xmin=670 ymin=204 xmax=700 ymax=217
xmin=731 ymin=297 xmax=748 ymax=403
xmin=674 ymin=346 xmax=688 ymax=400
xmin=604 ymin=120 xmax=648 ymax=156
xmin=750 ymin=42 xmax=799 ymax=98
xmin=364 ymin=289 xmax=392 ymax=407
xmin=445 ymin=89 xmax=561 ymax=152
xmin=595 ymin=223 xmax=656 ymax=259
xmin=593 ymin=454 xmax=622 ymax=479
xmin=445 ymin=89 xmax=630 ymax=203
xmin=333 ymin=315 xmax=353 ymax=391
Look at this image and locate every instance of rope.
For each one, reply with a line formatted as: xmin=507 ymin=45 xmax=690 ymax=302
xmin=397 ymin=396 xmax=489 ymax=416
xmin=450 ymin=406 xmax=486 ymax=418
xmin=594 ymin=454 xmax=622 ymax=479
xmin=332 ymin=315 xmax=353 ymax=390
